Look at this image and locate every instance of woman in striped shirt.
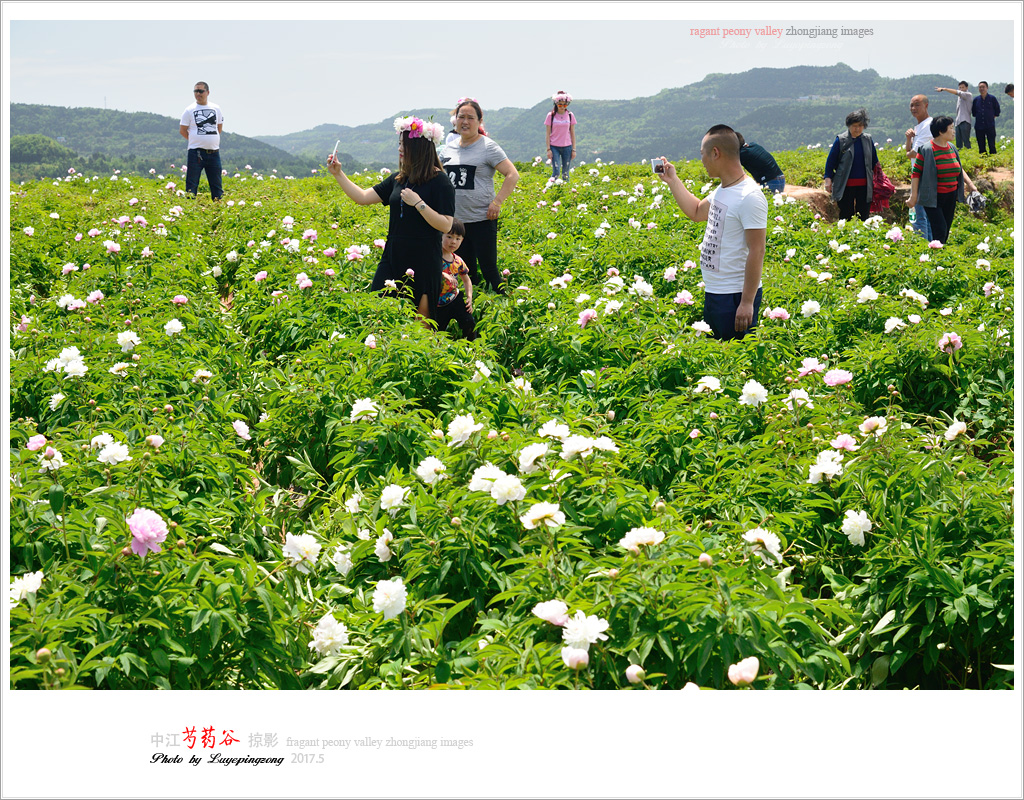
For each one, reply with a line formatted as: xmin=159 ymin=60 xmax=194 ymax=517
xmin=907 ymin=116 xmax=979 ymax=244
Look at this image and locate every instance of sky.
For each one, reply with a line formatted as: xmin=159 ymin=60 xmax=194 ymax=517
xmin=3 ymin=2 xmax=1019 ymax=138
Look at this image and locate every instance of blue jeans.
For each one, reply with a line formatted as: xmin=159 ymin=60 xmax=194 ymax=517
xmin=551 ymin=145 xmax=572 ymax=179
xmin=764 ymin=176 xmax=785 ymax=194
xmin=704 ymin=286 xmax=762 ymax=341
xmin=186 ymin=147 xmax=223 ymax=199
xmin=912 ymin=204 xmax=932 ymax=241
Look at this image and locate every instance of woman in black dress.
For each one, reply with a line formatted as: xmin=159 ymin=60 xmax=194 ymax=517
xmin=327 ymin=117 xmax=455 ymax=320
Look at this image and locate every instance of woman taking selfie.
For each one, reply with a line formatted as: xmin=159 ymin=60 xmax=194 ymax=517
xmin=544 ymin=90 xmax=577 ymax=181
xmin=327 ymin=117 xmax=454 ymax=320
xmin=441 ymin=98 xmax=519 ymax=294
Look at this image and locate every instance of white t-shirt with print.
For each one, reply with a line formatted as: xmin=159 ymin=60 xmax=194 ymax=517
xmin=180 ymin=102 xmax=224 ymax=150
xmin=699 ymin=177 xmax=768 ymax=295
xmin=911 ymin=117 xmax=933 ymax=152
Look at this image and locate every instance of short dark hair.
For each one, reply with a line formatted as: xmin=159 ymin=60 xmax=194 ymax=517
xmin=1006 ymin=83 xmax=1014 ymax=94
xmin=979 ymin=81 xmax=989 ymax=88
xmin=194 ymin=81 xmax=209 ymax=92
xmin=448 ymin=217 xmax=466 ymax=237
xmin=735 ymin=131 xmax=747 ymax=147
xmin=703 ymin=124 xmax=739 ymax=159
xmin=846 ymin=108 xmax=870 ymax=128
xmin=930 ymin=115 xmax=955 ymax=138
xmin=958 ymin=81 xmax=969 ymax=89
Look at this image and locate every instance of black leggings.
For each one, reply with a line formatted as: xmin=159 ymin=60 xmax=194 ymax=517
xmin=923 ymin=191 xmax=958 ymax=244
xmin=455 ymin=219 xmax=505 ymax=294
xmin=434 ymin=296 xmax=478 ymax=340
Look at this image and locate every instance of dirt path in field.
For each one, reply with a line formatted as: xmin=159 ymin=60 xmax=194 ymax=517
xmin=783 ymin=166 xmax=1013 ymax=220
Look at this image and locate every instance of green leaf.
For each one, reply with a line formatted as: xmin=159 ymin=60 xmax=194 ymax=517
xmin=870 ymin=609 xmax=898 ymax=636
xmin=870 ymin=655 xmax=890 ymax=688
xmin=953 ymin=596 xmax=970 ymax=622
xmin=434 ymin=661 xmax=451 ymax=684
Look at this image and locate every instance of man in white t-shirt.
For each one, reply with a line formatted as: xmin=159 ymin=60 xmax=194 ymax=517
xmin=904 ymin=94 xmax=933 ymax=240
xmin=657 ymin=124 xmax=768 ymax=340
xmin=179 ymin=81 xmax=224 ymax=200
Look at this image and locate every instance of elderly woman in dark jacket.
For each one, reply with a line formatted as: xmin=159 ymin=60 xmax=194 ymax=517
xmin=823 ymin=108 xmax=880 ymax=221
xmin=907 ymin=115 xmax=979 ymax=243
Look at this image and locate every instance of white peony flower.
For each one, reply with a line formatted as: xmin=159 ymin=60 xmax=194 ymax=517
xmin=379 ymin=484 xmax=409 ymax=515
xmin=520 ymin=502 xmax=565 ymax=530
xmin=283 ymin=532 xmax=321 ymax=573
xmin=518 ymin=443 xmax=549 ymax=474
xmin=374 ymin=529 xmax=394 ymax=562
xmin=97 ymin=442 xmax=132 ymax=465
xmin=489 ymin=474 xmax=526 ymax=505
xmin=944 ymin=420 xmax=968 ymax=441
xmin=329 ymin=545 xmax=353 ymax=577
xmin=415 ymin=456 xmax=447 ymax=485
xmin=619 ymin=526 xmax=666 ymax=553
xmin=447 ymin=414 xmax=483 ymax=446
xmin=117 ymin=330 xmax=141 ymax=352
xmin=308 ymin=612 xmax=349 ymax=657
xmin=538 ymin=419 xmax=571 ymax=440
xmin=468 ymin=463 xmax=507 ymax=493
xmin=695 ymin=376 xmax=722 ymax=393
xmin=372 ymin=577 xmax=408 ymax=619
xmin=841 ymin=510 xmax=872 ymax=547
xmin=808 ymin=449 xmax=844 ymax=484
xmin=738 ymin=379 xmax=768 ymax=406
xmin=562 ymin=611 xmax=610 ymax=651
xmin=164 ymin=318 xmax=185 ymax=336
xmin=742 ymin=527 xmax=782 ymax=562
xmin=350 ymin=398 xmax=380 ymax=421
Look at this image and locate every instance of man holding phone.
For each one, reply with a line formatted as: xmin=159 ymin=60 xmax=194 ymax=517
xmin=179 ymin=81 xmax=224 ymax=200
xmin=656 ymin=124 xmax=768 ymax=340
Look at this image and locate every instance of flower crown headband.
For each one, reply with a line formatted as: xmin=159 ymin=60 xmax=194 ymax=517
xmin=552 ymin=92 xmax=572 ymax=104
xmin=393 ymin=116 xmax=445 ymax=146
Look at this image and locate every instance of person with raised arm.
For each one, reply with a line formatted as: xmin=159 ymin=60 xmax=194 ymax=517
xmin=655 ymin=124 xmax=768 ymax=341
xmin=327 ymin=117 xmax=454 ymax=322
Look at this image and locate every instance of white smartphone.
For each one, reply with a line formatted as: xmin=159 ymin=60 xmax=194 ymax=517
xmin=651 ymin=158 xmax=666 ymax=174
xmin=330 ymin=139 xmax=340 ymax=163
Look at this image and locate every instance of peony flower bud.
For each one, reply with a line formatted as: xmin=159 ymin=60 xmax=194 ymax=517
xmin=36 ymin=648 xmax=52 ymax=664
xmin=699 ymin=553 xmax=713 ymax=567
xmin=626 ymin=665 xmax=646 ymax=684
xmin=451 ymin=517 xmax=462 ymax=527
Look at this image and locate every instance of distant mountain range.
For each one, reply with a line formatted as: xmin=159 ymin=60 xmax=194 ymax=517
xmin=255 ymin=63 xmax=1014 ymax=166
xmin=10 ymin=64 xmax=1014 ymax=181
xmin=9 ymin=104 xmax=332 ymax=181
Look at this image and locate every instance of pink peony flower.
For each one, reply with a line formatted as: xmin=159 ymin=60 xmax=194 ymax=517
xmin=937 ymin=332 xmax=963 ymax=354
xmin=323 ymin=247 xmax=337 ymax=258
xmin=689 ymin=429 xmax=701 ymax=439
xmin=532 ymin=600 xmax=569 ymax=627
xmin=171 ymin=295 xmax=188 ymax=305
xmin=577 ymin=308 xmax=598 ymax=328
xmin=145 ymin=434 xmax=165 ymax=448
xmin=823 ymin=369 xmax=853 ymax=387
xmin=529 ymin=254 xmax=543 ymax=266
xmin=254 ymin=271 xmax=268 ymax=282
xmin=728 ymin=656 xmax=759 ymax=686
xmin=324 ymin=268 xmax=336 ymax=277
xmin=298 ymin=278 xmax=313 ymax=289
xmin=831 ymin=433 xmax=860 ymax=452
xmin=88 ymin=228 xmax=101 ymax=237
xmin=74 ymin=233 xmax=83 ymax=241
xmin=767 ymin=307 xmax=790 ymax=320
xmin=373 ymin=239 xmax=386 ymax=248
xmin=674 ymin=290 xmax=694 ymax=305
xmin=798 ymin=357 xmax=825 ymax=377
xmin=26 ymin=434 xmax=47 ymax=451
xmin=405 ymin=268 xmax=415 ymax=277
xmin=928 ymin=240 xmax=943 ymax=249
xmin=126 ymin=507 xmax=169 ymax=557
xmin=606 ymin=267 xmax=620 ymax=277
xmin=698 ymin=553 xmax=713 ymax=567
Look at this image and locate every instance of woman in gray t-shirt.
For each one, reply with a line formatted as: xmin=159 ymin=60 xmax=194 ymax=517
xmin=440 ymin=99 xmax=519 ymax=294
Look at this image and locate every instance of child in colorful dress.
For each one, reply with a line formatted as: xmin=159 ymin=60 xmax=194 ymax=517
xmin=435 ymin=218 xmax=478 ymax=340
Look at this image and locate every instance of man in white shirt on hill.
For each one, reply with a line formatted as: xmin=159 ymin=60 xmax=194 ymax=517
xmin=179 ymin=81 xmax=224 ymax=200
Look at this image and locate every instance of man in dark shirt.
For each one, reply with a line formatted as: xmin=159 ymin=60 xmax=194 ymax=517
xmin=971 ymin=81 xmax=1001 ymax=155
xmin=735 ymin=132 xmax=785 ymax=195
